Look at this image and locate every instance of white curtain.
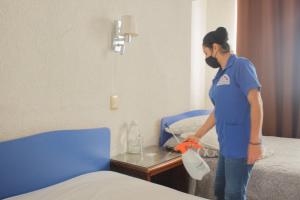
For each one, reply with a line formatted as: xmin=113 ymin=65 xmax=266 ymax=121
xmin=190 ymin=0 xmax=237 ymax=110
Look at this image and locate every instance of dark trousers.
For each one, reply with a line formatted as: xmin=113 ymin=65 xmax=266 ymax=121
xmin=214 ymin=154 xmax=254 ymax=200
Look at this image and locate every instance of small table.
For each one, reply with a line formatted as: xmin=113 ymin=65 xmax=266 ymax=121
xmin=110 ymin=145 xmax=189 ymax=192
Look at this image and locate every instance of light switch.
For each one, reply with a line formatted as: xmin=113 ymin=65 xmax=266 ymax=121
xmin=110 ymin=95 xmax=119 ymax=110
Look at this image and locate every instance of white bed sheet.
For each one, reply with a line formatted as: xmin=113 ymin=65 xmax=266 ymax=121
xmin=6 ymin=171 xmax=206 ymax=200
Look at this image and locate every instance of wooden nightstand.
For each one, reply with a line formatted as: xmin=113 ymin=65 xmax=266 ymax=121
xmin=110 ymin=145 xmax=189 ymax=193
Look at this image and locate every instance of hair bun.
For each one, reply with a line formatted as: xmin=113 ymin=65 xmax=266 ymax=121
xmin=214 ymin=27 xmax=228 ymax=44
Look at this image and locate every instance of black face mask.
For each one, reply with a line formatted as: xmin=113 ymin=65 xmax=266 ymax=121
xmin=205 ymin=56 xmax=220 ymax=68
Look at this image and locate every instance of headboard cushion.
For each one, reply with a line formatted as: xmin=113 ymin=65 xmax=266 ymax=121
xmin=0 ymin=128 xmax=110 ymax=199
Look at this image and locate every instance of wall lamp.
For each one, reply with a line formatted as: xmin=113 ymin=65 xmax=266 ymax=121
xmin=112 ymin=15 xmax=138 ymax=55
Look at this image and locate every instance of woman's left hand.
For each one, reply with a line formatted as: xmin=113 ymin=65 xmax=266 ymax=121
xmin=247 ymin=144 xmax=263 ymax=164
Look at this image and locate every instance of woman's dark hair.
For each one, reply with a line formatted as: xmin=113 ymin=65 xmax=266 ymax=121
xmin=203 ymin=27 xmax=230 ymax=53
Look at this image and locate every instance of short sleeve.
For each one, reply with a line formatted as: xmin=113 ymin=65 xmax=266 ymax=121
xmin=236 ymin=60 xmax=261 ymax=96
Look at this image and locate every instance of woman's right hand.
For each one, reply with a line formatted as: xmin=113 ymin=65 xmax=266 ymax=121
xmin=185 ymin=135 xmax=200 ymax=143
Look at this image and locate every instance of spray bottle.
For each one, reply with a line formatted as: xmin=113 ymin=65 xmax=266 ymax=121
xmin=171 ymin=131 xmax=210 ymax=180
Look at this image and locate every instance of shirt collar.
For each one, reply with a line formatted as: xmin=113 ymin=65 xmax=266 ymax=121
xmin=212 ymin=54 xmax=237 ymax=83
xmin=223 ymin=54 xmax=237 ymax=70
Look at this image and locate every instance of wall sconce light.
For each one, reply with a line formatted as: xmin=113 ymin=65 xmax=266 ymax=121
xmin=112 ymin=15 xmax=138 ymax=55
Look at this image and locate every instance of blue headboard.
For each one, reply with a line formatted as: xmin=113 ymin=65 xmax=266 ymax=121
xmin=0 ymin=128 xmax=110 ymax=199
xmin=159 ymin=109 xmax=211 ymax=146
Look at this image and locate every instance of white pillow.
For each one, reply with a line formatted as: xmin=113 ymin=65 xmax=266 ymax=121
xmin=201 ymin=128 xmax=219 ymax=149
xmin=165 ymin=115 xmax=208 ymax=135
xmin=163 ymin=136 xmax=184 ymax=149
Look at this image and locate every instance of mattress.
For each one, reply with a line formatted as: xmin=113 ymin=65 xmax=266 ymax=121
xmin=192 ymin=136 xmax=300 ymax=200
xmin=6 ymin=171 xmax=207 ymax=200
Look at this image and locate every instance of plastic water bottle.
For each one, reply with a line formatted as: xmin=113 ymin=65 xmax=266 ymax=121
xmin=127 ymin=120 xmax=143 ymax=154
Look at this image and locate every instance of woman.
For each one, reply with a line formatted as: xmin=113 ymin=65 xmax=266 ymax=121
xmin=187 ymin=27 xmax=263 ymax=200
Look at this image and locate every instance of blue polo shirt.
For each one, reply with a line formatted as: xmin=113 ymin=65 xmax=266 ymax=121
xmin=209 ymin=54 xmax=261 ymax=158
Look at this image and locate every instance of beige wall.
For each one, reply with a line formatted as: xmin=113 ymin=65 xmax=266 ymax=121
xmin=0 ymin=0 xmax=191 ymax=155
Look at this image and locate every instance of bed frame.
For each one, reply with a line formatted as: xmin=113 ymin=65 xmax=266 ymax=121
xmin=0 ymin=128 xmax=110 ymax=199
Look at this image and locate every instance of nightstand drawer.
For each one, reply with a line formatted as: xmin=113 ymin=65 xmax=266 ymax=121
xmin=110 ymin=160 xmax=150 ymax=180
xmin=110 ymin=146 xmax=189 ymax=193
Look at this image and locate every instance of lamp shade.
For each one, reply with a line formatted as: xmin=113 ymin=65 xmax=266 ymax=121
xmin=121 ymin=15 xmax=138 ymax=36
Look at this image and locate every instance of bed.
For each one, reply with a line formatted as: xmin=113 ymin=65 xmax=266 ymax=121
xmin=247 ymin=136 xmax=300 ymax=200
xmin=160 ymin=110 xmax=300 ymax=200
xmin=0 ymin=128 xmax=207 ymax=200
